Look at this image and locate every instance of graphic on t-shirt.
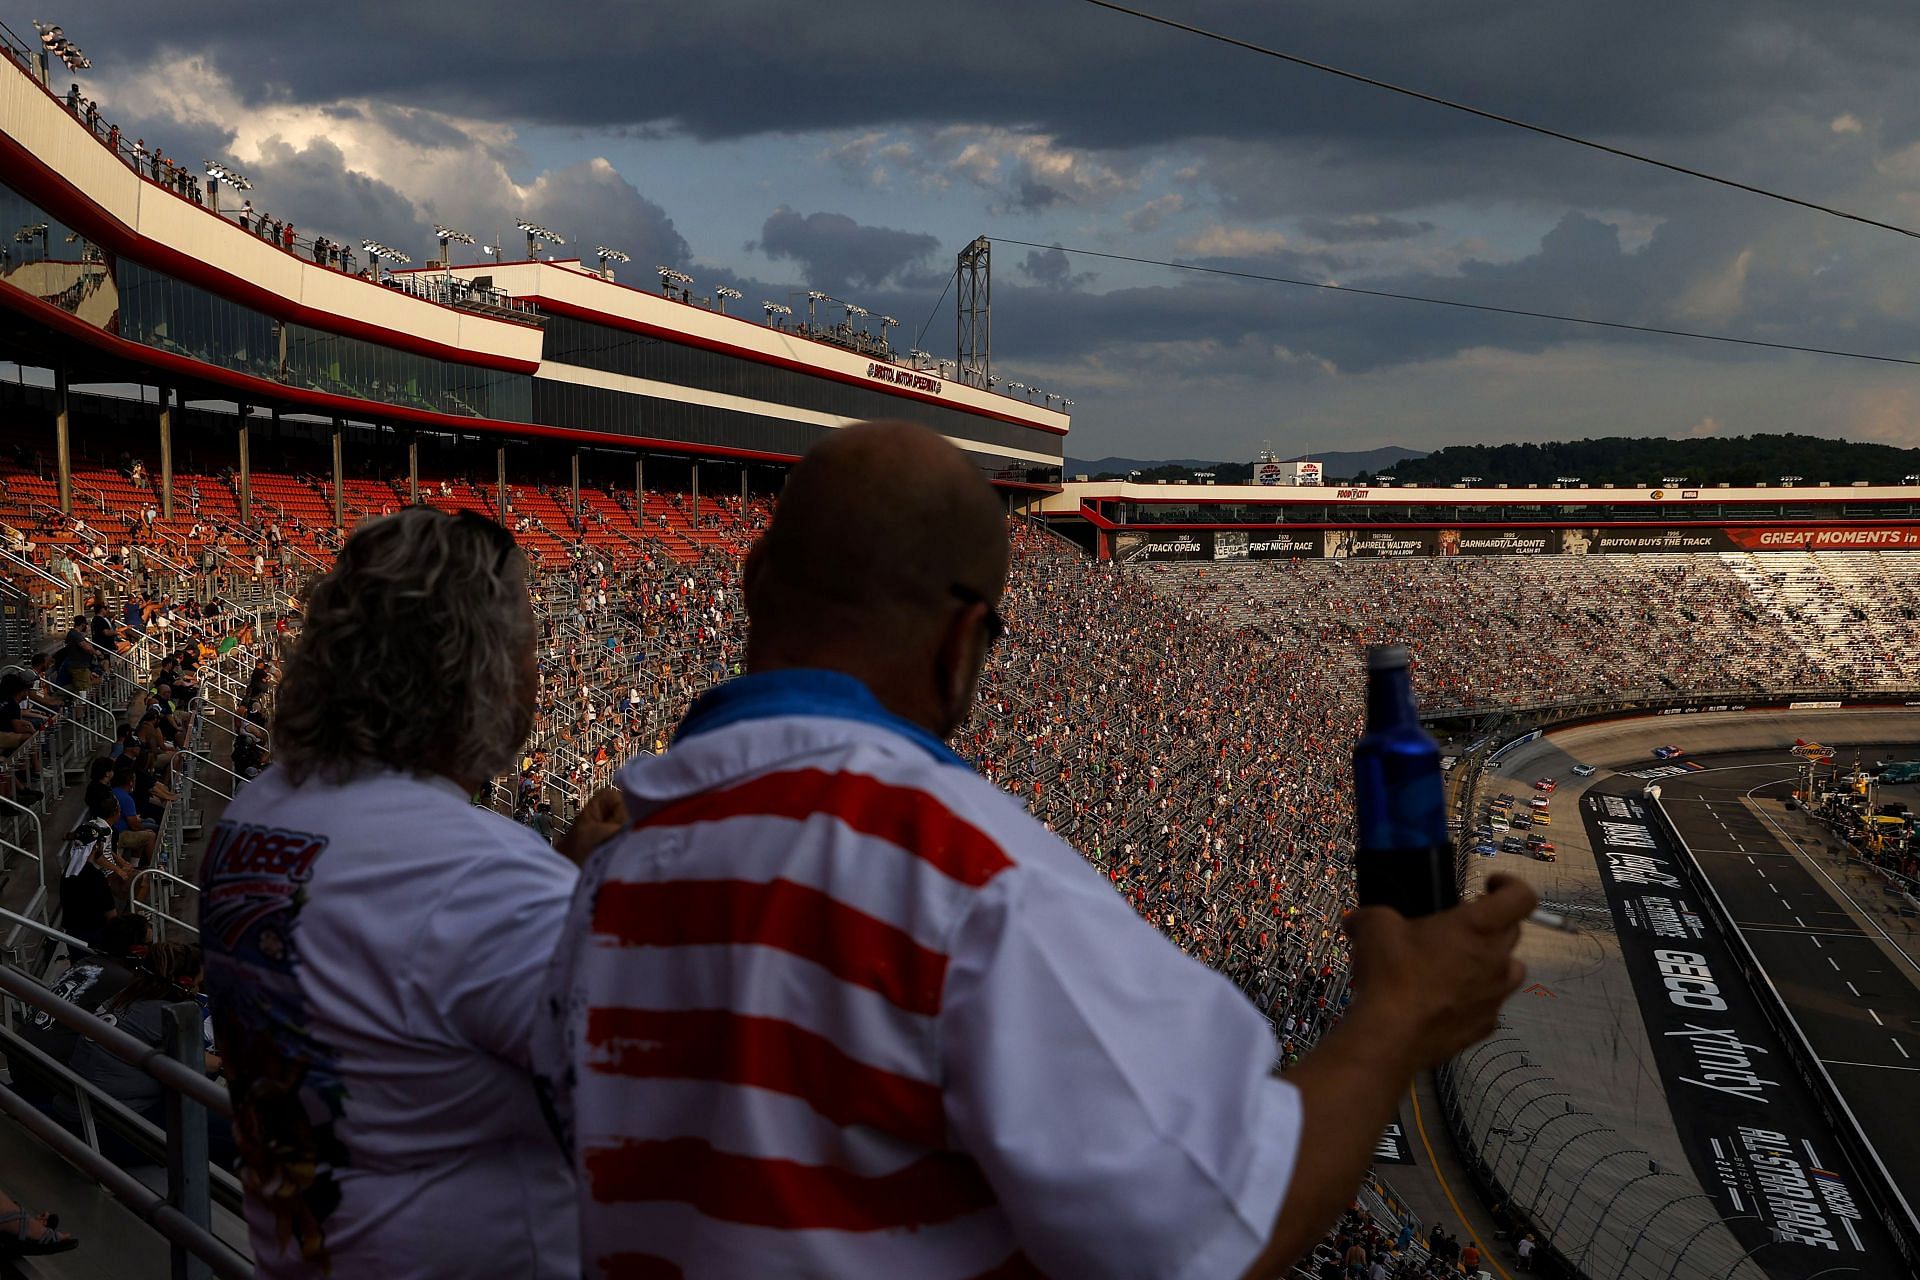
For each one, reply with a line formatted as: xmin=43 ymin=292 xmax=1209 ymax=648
xmin=201 ymin=820 xmax=349 ymax=1270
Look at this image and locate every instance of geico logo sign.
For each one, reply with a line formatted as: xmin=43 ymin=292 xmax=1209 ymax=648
xmin=1655 ymin=948 xmax=1729 ymax=1011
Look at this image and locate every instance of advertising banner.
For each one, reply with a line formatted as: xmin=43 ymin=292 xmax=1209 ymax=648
xmin=1324 ymin=529 xmax=1434 ymax=559
xmin=1254 ymin=462 xmax=1285 ymax=487
xmin=1111 ymin=524 xmax=1920 ymax=563
xmin=1439 ymin=528 xmax=1554 ymax=556
xmin=1580 ymin=790 xmax=1898 ymax=1276
xmin=1114 ymin=531 xmax=1211 ymax=563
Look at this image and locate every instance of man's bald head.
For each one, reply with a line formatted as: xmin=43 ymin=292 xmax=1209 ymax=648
xmin=745 ymin=421 xmax=1010 ymax=731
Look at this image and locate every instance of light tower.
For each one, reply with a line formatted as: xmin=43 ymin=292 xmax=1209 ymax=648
xmin=434 ymin=225 xmax=475 ymax=277
xmin=957 ymin=235 xmax=991 ymax=389
xmin=203 ymin=160 xmax=251 ymax=215
xmin=595 ymin=246 xmax=630 ymax=281
xmin=715 ymin=285 xmax=743 ymax=314
xmin=516 ymin=220 xmax=564 ymax=260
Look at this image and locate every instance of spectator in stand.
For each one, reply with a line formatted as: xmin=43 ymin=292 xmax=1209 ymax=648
xmin=57 ymin=803 xmax=131 ymax=949
xmin=542 ymin=423 xmax=1534 ymax=1279
xmin=201 ymin=507 xmax=604 ymax=1280
xmin=108 ymin=758 xmax=157 ymax=871
xmin=62 ymin=942 xmax=232 ymax=1168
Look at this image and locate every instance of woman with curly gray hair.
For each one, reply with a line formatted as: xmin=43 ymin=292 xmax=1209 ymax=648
xmin=199 ymin=507 xmax=609 ymax=1280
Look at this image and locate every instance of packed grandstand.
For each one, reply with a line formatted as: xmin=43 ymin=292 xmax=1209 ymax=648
xmin=5 ymin=10 xmax=1920 ymax=1280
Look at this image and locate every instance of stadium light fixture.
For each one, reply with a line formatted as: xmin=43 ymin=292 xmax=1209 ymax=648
xmin=1376 ymin=474 xmax=1396 ymax=485
xmin=1555 ymin=475 xmax=1581 ymax=485
xmin=908 ymin=348 xmax=931 ymax=365
xmin=434 ymin=225 xmax=475 ymax=275
xmin=202 ymin=160 xmax=252 ymax=213
xmin=1460 ymin=475 xmax=1483 ymax=485
xmin=361 ymin=241 xmax=412 ymax=276
xmin=1906 ymin=474 xmax=1920 ymax=485
xmin=714 ymin=285 xmax=743 ymax=314
xmin=1661 ymin=476 xmax=1686 ymax=485
xmin=594 ymin=246 xmax=630 ymax=281
xmin=480 ymin=243 xmax=504 ymax=264
xmin=1061 ymin=399 xmax=1073 ymax=407
xmin=1781 ymin=474 xmax=1803 ymax=486
xmin=517 ymin=220 xmax=564 ymax=259
xmin=33 ymin=20 xmax=90 ymax=72
xmin=761 ymin=301 xmax=793 ymax=325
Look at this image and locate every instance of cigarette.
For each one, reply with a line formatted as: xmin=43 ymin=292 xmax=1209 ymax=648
xmin=1527 ymin=908 xmax=1577 ymax=932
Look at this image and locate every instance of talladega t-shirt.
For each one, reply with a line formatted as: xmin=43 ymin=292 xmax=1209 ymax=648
xmin=201 ymin=766 xmax=579 ymax=1280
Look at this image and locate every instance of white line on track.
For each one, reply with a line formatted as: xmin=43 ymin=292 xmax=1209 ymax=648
xmin=1847 ymin=981 xmax=1860 ymax=996
xmin=1830 ymin=956 xmax=1842 ymax=971
xmin=1871 ymin=1009 xmax=1884 ymax=1025
xmin=1896 ymin=1039 xmax=1911 ymax=1060
xmin=1794 ymin=916 xmax=1806 ymax=927
xmin=1823 ymin=1057 xmax=1920 ymax=1073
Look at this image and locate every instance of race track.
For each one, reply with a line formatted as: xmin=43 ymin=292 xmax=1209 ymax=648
xmin=1652 ymin=747 xmax=1920 ymax=1225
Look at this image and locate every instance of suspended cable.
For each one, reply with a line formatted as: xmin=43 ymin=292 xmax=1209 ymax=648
xmin=1079 ymin=0 xmax=1920 ymax=242
xmin=991 ymin=236 xmax=1920 ymax=368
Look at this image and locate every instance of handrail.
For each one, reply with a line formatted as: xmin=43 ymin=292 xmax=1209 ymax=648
xmin=131 ymin=867 xmax=200 ymax=940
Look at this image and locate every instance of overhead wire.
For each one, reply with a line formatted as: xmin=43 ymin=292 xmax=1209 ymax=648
xmin=1079 ymin=0 xmax=1920 ymax=242
xmin=990 ymin=237 xmax=1920 ymax=368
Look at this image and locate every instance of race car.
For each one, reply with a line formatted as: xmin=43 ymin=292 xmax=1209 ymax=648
xmin=1530 ymin=841 xmax=1557 ymax=862
xmin=1472 ymin=841 xmax=1499 ymax=857
xmin=1533 ymin=777 xmax=1557 ymax=793
xmin=1652 ymin=745 xmax=1685 ymax=760
xmin=1570 ymin=763 xmax=1597 ymax=778
xmin=1500 ymin=836 xmax=1526 ymax=854
xmin=1528 ymin=795 xmax=1550 ymax=810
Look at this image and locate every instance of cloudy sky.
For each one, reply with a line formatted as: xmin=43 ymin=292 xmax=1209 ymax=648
xmin=55 ymin=0 xmax=1920 ymax=460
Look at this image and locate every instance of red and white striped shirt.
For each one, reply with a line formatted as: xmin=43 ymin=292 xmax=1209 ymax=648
xmin=540 ymin=670 xmax=1301 ymax=1278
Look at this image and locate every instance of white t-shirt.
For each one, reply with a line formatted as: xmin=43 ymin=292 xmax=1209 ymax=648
xmin=201 ymin=766 xmax=580 ymax=1279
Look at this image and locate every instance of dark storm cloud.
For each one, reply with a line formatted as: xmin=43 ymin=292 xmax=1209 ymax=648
xmin=1296 ymin=215 xmax=1433 ymax=243
xmin=751 ymin=208 xmax=940 ymax=292
xmin=64 ymin=1 xmax=1920 ymax=164
xmin=1019 ymin=246 xmax=1096 ymax=291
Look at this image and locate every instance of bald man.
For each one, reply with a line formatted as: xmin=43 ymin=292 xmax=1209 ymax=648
xmin=541 ymin=422 xmax=1533 ymax=1280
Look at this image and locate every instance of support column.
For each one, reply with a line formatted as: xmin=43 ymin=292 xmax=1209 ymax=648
xmin=570 ymin=450 xmax=581 ymax=527
xmin=691 ymin=460 xmax=701 ymax=524
xmin=157 ymin=386 xmax=174 ymax=520
xmin=330 ymin=417 xmax=345 ymax=530
xmin=740 ymin=466 xmax=748 ymax=504
xmin=54 ymin=366 xmax=71 ymax=515
xmin=634 ymin=456 xmax=644 ymax=524
xmin=236 ymin=405 xmax=252 ymax=523
xmin=407 ymin=435 xmax=419 ymax=506
xmin=496 ymin=446 xmax=508 ymax=524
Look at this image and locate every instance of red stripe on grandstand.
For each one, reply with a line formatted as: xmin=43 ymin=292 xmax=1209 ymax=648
xmin=0 ymin=285 xmax=799 ymax=465
xmin=591 ymin=878 xmax=948 ymax=1016
xmin=636 ymin=768 xmax=1014 ymax=888
xmin=0 ymin=132 xmax=538 ymax=375
xmin=971 ymin=1251 xmax=1047 ymax=1279
xmin=585 ymin=1007 xmax=946 ymax=1147
xmin=532 ymin=294 xmax=1070 ymax=437
xmin=584 ymin=1136 xmax=997 ymax=1231
xmin=594 ymin=1256 xmax=684 ymax=1280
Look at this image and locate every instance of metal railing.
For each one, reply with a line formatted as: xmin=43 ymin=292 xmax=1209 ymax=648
xmin=0 ymin=925 xmax=249 ymax=1280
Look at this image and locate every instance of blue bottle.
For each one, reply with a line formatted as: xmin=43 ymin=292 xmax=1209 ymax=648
xmin=1353 ymin=643 xmax=1458 ymax=918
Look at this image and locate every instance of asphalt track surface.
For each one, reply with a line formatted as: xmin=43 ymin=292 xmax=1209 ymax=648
xmin=1655 ymin=746 xmax=1920 ymax=1219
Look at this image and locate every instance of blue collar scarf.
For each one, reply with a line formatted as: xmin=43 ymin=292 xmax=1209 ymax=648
xmin=675 ymin=668 xmax=970 ymax=769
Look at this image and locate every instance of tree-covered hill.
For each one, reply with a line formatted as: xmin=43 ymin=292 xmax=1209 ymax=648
xmin=1357 ymin=434 xmax=1920 ymax=487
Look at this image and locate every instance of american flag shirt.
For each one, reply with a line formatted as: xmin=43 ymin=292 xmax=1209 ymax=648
xmin=539 ymin=669 xmax=1301 ymax=1279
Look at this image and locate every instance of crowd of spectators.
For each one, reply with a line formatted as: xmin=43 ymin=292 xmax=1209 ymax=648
xmin=1153 ymin=552 xmax=1920 ymax=712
